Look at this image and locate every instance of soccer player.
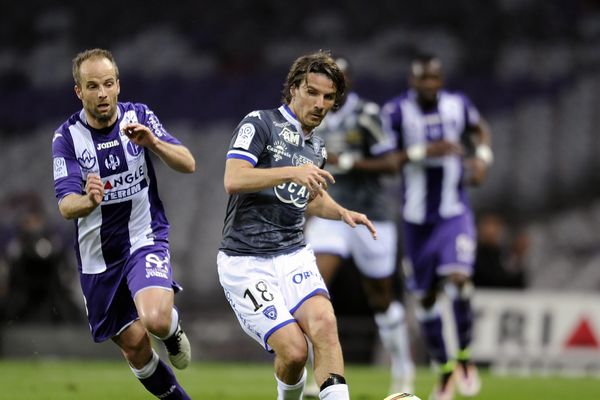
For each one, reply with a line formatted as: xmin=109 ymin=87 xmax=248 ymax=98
xmin=304 ymin=56 xmax=415 ymax=395
xmin=52 ymin=48 xmax=194 ymax=400
xmin=381 ymin=54 xmax=493 ymax=400
xmin=217 ymin=51 xmax=377 ymax=400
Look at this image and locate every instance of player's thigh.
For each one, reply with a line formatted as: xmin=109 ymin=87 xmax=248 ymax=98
xmin=217 ymin=251 xmax=296 ymax=351
xmin=351 ymin=221 xmax=397 ymax=278
xmin=437 ymin=214 xmax=476 ymax=277
xmin=125 ymin=243 xmax=180 ymax=298
xmin=80 ymin=267 xmax=138 ymax=343
xmin=276 ymin=246 xmax=330 ymax=315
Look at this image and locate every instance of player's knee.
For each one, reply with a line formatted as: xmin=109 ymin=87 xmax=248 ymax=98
xmin=278 ymin=338 xmax=308 ymax=369
xmin=445 ymin=279 xmax=474 ymax=300
xmin=140 ymin=309 xmax=171 ymax=337
xmin=308 ymin=310 xmax=339 ymax=345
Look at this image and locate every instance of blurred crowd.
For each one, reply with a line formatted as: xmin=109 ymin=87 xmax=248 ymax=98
xmin=2 ymin=0 xmax=600 ymax=358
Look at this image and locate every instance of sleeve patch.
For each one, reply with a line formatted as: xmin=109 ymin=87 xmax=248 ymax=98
xmin=233 ymin=123 xmax=256 ymax=150
xmin=53 ymin=157 xmax=68 ymax=180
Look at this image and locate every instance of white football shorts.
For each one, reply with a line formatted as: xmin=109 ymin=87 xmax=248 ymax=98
xmin=305 ymin=217 xmax=398 ymax=278
xmin=217 ymin=245 xmax=329 ymax=351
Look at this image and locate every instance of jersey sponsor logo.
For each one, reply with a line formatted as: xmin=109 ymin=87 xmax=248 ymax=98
xmin=78 ymin=149 xmax=97 ymax=170
xmin=104 ymin=154 xmax=121 ymax=170
xmin=53 ymin=157 xmax=67 ymax=180
xmin=244 ymin=110 xmax=262 ymax=120
xmin=103 ymin=183 xmax=143 ymax=201
xmin=233 ymin=123 xmax=255 ymax=150
xmin=102 ymin=165 xmax=145 ymax=201
xmin=266 ymin=140 xmax=291 ymax=161
xmin=274 ymin=181 xmax=311 ymax=208
xmin=146 ymin=111 xmax=167 ymax=137
xmin=96 ymin=139 xmax=120 ymax=150
xmin=145 ymin=252 xmax=169 ymax=280
xmin=262 ymin=305 xmax=277 ymax=320
xmin=104 ymin=165 xmax=145 ymax=190
xmin=273 ymin=121 xmax=291 ymax=128
xmin=278 ymin=127 xmax=300 ymax=146
xmin=292 ymin=270 xmax=320 ymax=284
xmin=292 ymin=154 xmax=314 ymax=166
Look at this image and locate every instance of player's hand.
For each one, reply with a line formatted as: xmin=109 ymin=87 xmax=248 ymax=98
xmin=340 ymin=209 xmax=378 ymax=240
xmin=293 ymin=164 xmax=335 ymax=198
xmin=123 ymin=123 xmax=159 ymax=148
xmin=427 ymin=140 xmax=463 ymax=158
xmin=85 ymin=174 xmax=104 ymax=207
xmin=463 ymin=157 xmax=487 ymax=186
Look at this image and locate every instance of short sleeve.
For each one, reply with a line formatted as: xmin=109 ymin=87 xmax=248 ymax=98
xmin=226 ymin=112 xmax=269 ymax=166
xmin=52 ymin=130 xmax=84 ymax=202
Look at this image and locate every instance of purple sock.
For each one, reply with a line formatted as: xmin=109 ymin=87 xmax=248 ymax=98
xmin=452 ymin=297 xmax=473 ymax=350
xmin=132 ymin=351 xmax=190 ymax=400
xmin=420 ymin=314 xmax=448 ymax=364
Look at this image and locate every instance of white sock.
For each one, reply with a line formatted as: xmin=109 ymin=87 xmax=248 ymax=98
xmin=375 ymin=301 xmax=415 ymax=378
xmin=318 ymin=383 xmax=349 ymax=400
xmin=130 ymin=349 xmax=159 ymax=379
xmin=275 ymin=368 xmax=307 ymax=400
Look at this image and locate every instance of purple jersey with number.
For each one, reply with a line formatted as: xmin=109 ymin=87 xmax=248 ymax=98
xmin=382 ymin=90 xmax=480 ymax=293
xmin=381 ymin=89 xmax=480 ymax=224
xmin=52 ymin=102 xmax=181 ymax=274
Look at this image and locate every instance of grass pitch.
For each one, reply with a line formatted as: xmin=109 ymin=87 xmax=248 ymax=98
xmin=0 ymin=359 xmax=598 ymax=399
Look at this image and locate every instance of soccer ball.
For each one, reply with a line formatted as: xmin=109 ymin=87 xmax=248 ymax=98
xmin=383 ymin=393 xmax=422 ymax=400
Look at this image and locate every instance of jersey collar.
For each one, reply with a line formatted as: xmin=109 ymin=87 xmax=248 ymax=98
xmin=279 ymin=104 xmax=314 ymax=144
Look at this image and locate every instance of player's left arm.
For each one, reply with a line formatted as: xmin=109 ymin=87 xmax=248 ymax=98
xmin=307 ymin=191 xmax=377 ymax=239
xmin=464 ymin=117 xmax=493 ymax=186
xmin=123 ymin=122 xmax=196 ymax=173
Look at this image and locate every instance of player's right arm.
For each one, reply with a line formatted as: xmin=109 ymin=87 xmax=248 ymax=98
xmin=224 ymin=158 xmax=334 ymax=197
xmin=58 ymin=174 xmax=104 ymax=219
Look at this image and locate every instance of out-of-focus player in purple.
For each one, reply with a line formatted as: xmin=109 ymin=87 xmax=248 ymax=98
xmin=381 ymin=54 xmax=493 ymax=400
xmin=52 ymin=48 xmax=195 ymax=399
xmin=218 ymin=51 xmax=377 ymax=400
xmin=304 ymin=56 xmax=415 ymax=396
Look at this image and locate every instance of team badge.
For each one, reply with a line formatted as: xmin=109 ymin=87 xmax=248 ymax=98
xmin=104 ymin=154 xmax=121 ymax=170
xmin=263 ymin=305 xmax=278 ymax=320
xmin=78 ymin=149 xmax=97 ymax=170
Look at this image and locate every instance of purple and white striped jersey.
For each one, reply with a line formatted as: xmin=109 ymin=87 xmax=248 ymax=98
xmin=52 ymin=102 xmax=181 ymax=274
xmin=382 ymin=90 xmax=480 ymax=224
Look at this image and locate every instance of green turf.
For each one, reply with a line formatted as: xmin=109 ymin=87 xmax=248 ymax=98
xmin=0 ymin=360 xmax=598 ymax=399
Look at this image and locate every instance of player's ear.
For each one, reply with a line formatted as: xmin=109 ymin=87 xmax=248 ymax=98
xmin=116 ymin=79 xmax=120 ymax=95
xmin=74 ymin=84 xmax=82 ymax=100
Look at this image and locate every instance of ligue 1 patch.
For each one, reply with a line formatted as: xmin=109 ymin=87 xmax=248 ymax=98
xmin=233 ymin=123 xmax=256 ymax=150
xmin=263 ymin=305 xmax=278 ymax=320
xmin=53 ymin=157 xmax=67 ymax=180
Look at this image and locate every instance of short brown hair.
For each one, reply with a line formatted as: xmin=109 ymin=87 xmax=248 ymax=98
xmin=72 ymin=48 xmax=119 ymax=86
xmin=281 ymin=51 xmax=346 ymax=110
